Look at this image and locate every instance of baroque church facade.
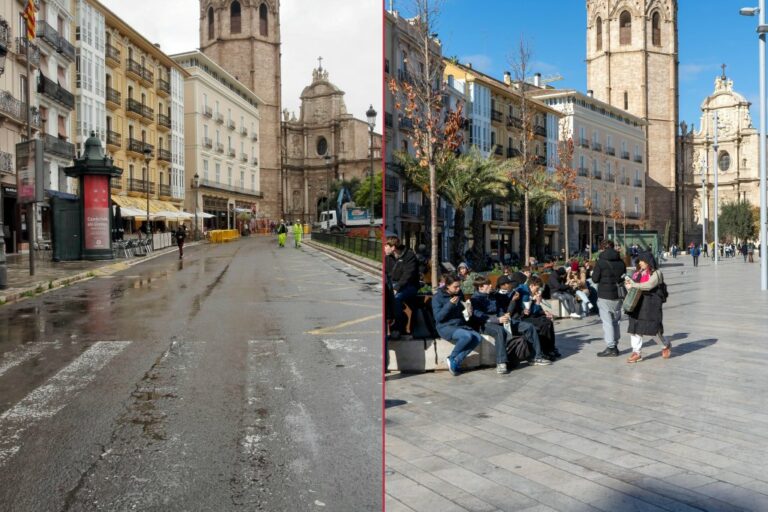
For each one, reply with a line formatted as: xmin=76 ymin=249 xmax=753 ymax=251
xmin=197 ymin=1 xmax=379 ymax=223
xmin=586 ymin=0 xmax=679 ymax=237
xmin=687 ymin=74 xmax=761 ymax=238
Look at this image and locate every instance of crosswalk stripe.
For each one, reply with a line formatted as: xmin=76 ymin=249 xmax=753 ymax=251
xmin=0 ymin=341 xmax=131 ymax=466
xmin=0 ymin=342 xmax=56 ymax=378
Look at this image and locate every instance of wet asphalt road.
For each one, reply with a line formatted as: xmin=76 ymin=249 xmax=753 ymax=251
xmin=0 ymin=237 xmax=382 ymax=511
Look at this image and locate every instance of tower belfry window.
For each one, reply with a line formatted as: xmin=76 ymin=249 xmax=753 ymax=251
xmin=596 ymin=17 xmax=602 ymax=51
xmin=652 ymin=12 xmax=661 ymax=46
xmin=230 ymin=1 xmax=241 ymax=34
xmin=619 ymin=11 xmax=631 ymax=45
xmin=207 ymin=7 xmax=214 ymax=40
xmin=259 ymin=3 xmax=268 ymax=37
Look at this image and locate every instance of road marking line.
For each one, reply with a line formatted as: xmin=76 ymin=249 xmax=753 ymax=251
xmin=306 ymin=314 xmax=381 ymax=335
xmin=0 ymin=341 xmax=131 ymax=466
xmin=0 ymin=342 xmax=56 ymax=378
xmin=321 ymin=339 xmax=367 ymax=353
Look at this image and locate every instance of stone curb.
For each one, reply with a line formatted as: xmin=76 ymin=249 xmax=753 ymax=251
xmin=0 ymin=241 xmax=204 ymax=306
xmin=303 ymin=239 xmax=382 ymax=277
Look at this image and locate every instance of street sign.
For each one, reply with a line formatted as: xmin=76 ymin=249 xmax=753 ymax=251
xmin=15 ymin=140 xmax=44 ymax=204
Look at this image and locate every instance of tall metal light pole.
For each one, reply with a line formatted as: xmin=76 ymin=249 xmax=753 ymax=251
xmin=713 ymin=111 xmax=720 ymax=265
xmin=193 ymin=172 xmax=199 ymax=241
xmin=143 ymin=148 xmax=152 ymax=247
xmin=366 ymin=104 xmax=377 ymax=240
xmin=701 ymin=157 xmax=707 ymax=251
xmin=324 ymin=154 xmax=331 ymax=232
xmin=0 ymin=48 xmax=7 ymax=288
xmin=741 ymin=3 xmax=768 ymax=289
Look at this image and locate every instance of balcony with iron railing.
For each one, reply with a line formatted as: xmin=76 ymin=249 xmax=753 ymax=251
xmin=251 ymin=156 xmax=258 ymax=166
xmin=580 ymin=138 xmax=590 ymax=148
xmin=107 ymin=130 xmax=121 ymax=148
xmin=240 ymin=153 xmax=248 ymax=162
xmin=494 ymin=144 xmax=503 ymax=156
xmin=0 ymin=150 xmax=13 ymax=174
xmin=214 ymin=112 xmax=224 ymax=124
xmin=126 ymin=98 xmax=143 ymax=119
xmin=157 ymin=77 xmax=170 ymax=96
xmin=0 ymin=90 xmax=26 ymax=123
xmin=634 ymin=154 xmax=643 ymax=163
xmin=215 ymin=142 xmax=224 ymax=153
xmin=157 ymin=113 xmax=171 ymax=130
xmin=605 ymin=146 xmax=615 ymax=156
xmin=385 ymin=175 xmax=400 ymax=191
xmin=36 ymin=20 xmax=75 ymax=61
xmin=158 ymin=148 xmax=171 ymax=162
xmin=141 ymin=104 xmax=154 ymax=121
xmin=198 ymin=178 xmax=263 ymax=197
xmin=41 ymin=133 xmax=75 ymax=160
xmin=534 ymin=125 xmax=547 ymax=137
xmin=126 ymin=59 xmax=143 ymax=80
xmin=0 ymin=22 xmax=10 ymax=55
xmin=533 ymin=155 xmax=547 ymax=166
xmin=38 ymin=74 xmax=74 ymax=110
xmin=106 ymin=86 xmax=121 ymax=108
xmin=399 ymin=116 xmax=414 ymax=131
xmin=227 ymin=119 xmax=236 ymax=130
xmin=491 ymin=110 xmax=503 ymax=123
xmin=622 ymin=177 xmax=630 ymax=186
xmin=605 ymin=172 xmax=614 ymax=182
xmin=240 ymin=126 xmax=248 ymax=136
xmin=105 ymin=43 xmax=120 ymax=66
xmin=227 ymin=148 xmax=236 ymax=158
xmin=385 ymin=112 xmax=393 ymax=128
xmin=400 ymin=202 xmax=423 ymax=217
xmin=158 ymin=183 xmax=171 ymax=197
xmin=578 ymin=167 xmax=589 ymax=177
xmin=128 ymin=178 xmax=155 ymax=195
xmin=202 ymin=137 xmax=213 ymax=149
xmin=507 ymin=147 xmax=521 ymax=158
xmin=251 ymin=132 xmax=258 ymax=141
xmin=592 ymin=170 xmax=602 ymax=180
xmin=110 ymin=177 xmax=122 ymax=189
xmin=634 ymin=179 xmax=643 ymax=187
xmin=203 ymin=105 xmax=212 ymax=118
xmin=507 ymin=115 xmax=522 ymax=129
xmin=15 ymin=38 xmax=40 ymax=66
xmin=126 ymin=138 xmax=153 ymax=156
xmin=592 ymin=141 xmax=602 ymax=152
xmin=397 ymin=69 xmax=414 ymax=84
xmin=140 ymin=66 xmax=154 ymax=86
xmin=627 ymin=212 xmax=641 ymax=219
xmin=621 ymin=151 xmax=630 ymax=160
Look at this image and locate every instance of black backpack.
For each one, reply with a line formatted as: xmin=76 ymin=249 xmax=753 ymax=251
xmin=657 ymin=281 xmax=668 ymax=303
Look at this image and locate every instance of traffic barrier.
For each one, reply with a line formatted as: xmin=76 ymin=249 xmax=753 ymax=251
xmin=208 ymin=229 xmax=241 ymax=243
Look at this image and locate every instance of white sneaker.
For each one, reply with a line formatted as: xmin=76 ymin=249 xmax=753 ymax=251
xmin=496 ymin=363 xmax=508 ymax=374
xmin=570 ymin=313 xmax=582 ymax=319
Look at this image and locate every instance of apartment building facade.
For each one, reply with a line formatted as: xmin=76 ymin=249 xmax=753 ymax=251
xmin=172 ymin=50 xmax=261 ymax=231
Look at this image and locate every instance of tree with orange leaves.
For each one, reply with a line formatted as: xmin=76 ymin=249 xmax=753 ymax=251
xmin=553 ymin=132 xmax=581 ymax=258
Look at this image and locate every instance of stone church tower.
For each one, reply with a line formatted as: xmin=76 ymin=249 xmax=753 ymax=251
xmin=586 ymin=0 xmax=679 ymax=235
xmin=199 ymin=0 xmax=282 ymax=219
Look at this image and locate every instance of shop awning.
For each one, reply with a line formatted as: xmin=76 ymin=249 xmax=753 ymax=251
xmin=111 ymin=195 xmax=181 ymax=215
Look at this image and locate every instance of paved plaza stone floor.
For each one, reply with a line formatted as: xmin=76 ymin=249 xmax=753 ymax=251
xmin=386 ymin=254 xmax=768 ymax=512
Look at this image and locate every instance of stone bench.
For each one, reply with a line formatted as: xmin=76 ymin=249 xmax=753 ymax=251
xmin=388 ymin=334 xmax=496 ymax=373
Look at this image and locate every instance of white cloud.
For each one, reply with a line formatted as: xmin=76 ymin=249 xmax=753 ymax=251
xmin=680 ymin=63 xmax=717 ymax=82
xmin=100 ymin=0 xmax=381 ymax=124
xmin=458 ymin=54 xmax=493 ymax=73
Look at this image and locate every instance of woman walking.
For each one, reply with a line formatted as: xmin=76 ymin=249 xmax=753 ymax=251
xmin=624 ymin=253 xmax=671 ymax=363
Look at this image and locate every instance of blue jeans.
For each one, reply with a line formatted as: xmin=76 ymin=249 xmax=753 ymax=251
xmin=481 ymin=322 xmax=508 ymax=364
xmin=393 ymin=284 xmax=418 ymax=333
xmin=597 ymin=298 xmax=622 ymax=348
xmin=448 ymin=328 xmax=481 ymax=367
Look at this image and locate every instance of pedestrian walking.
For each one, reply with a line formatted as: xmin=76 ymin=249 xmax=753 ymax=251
xmin=175 ymin=225 xmax=187 ymax=259
xmin=691 ymin=244 xmax=700 ymax=267
xmin=591 ymin=240 xmax=627 ymax=357
xmin=276 ymin=219 xmax=288 ymax=248
xmin=624 ymin=253 xmax=671 ymax=363
xmin=293 ymin=221 xmax=303 ymax=248
xmin=432 ymin=274 xmax=482 ymax=376
xmin=748 ymin=242 xmax=755 ymax=263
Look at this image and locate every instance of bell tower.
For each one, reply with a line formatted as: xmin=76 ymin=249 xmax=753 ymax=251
xmin=586 ymin=0 xmax=679 ymax=235
xmin=200 ymin=0 xmax=283 ymax=218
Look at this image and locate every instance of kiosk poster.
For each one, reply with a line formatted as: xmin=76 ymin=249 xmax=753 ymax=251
xmin=15 ymin=140 xmax=43 ymax=204
xmin=83 ymin=174 xmax=110 ymax=250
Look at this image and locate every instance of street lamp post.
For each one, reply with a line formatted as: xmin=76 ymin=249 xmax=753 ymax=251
xmin=143 ymin=148 xmax=152 ymax=248
xmin=324 ymin=154 xmax=331 ymax=232
xmin=0 ymin=45 xmax=6 ymax=287
xmin=740 ymin=3 xmax=768 ymax=289
xmin=366 ymin=104 xmax=377 ymax=240
xmin=701 ymin=157 xmax=707 ymax=251
xmin=713 ymin=111 xmax=720 ymax=264
xmin=193 ymin=172 xmax=200 ymax=241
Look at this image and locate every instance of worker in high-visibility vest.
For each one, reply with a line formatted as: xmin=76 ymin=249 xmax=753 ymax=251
xmin=276 ymin=220 xmax=288 ymax=248
xmin=293 ymin=221 xmax=303 ymax=248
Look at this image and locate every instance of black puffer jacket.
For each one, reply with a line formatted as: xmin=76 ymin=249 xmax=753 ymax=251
xmin=390 ymin=248 xmax=420 ymax=291
xmin=591 ymin=248 xmax=627 ymax=300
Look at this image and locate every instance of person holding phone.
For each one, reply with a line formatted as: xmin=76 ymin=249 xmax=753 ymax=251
xmin=431 ymin=273 xmax=482 ymax=376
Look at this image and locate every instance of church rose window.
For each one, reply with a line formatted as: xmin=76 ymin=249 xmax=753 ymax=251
xmin=719 ymin=151 xmax=730 ymax=172
xmin=317 ymin=137 xmax=328 ymax=156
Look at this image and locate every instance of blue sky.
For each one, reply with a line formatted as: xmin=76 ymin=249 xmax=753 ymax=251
xmin=397 ymin=0 xmax=762 ymax=134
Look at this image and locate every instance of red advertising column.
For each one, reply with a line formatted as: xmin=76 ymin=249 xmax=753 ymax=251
xmin=83 ymin=175 xmax=110 ymax=251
